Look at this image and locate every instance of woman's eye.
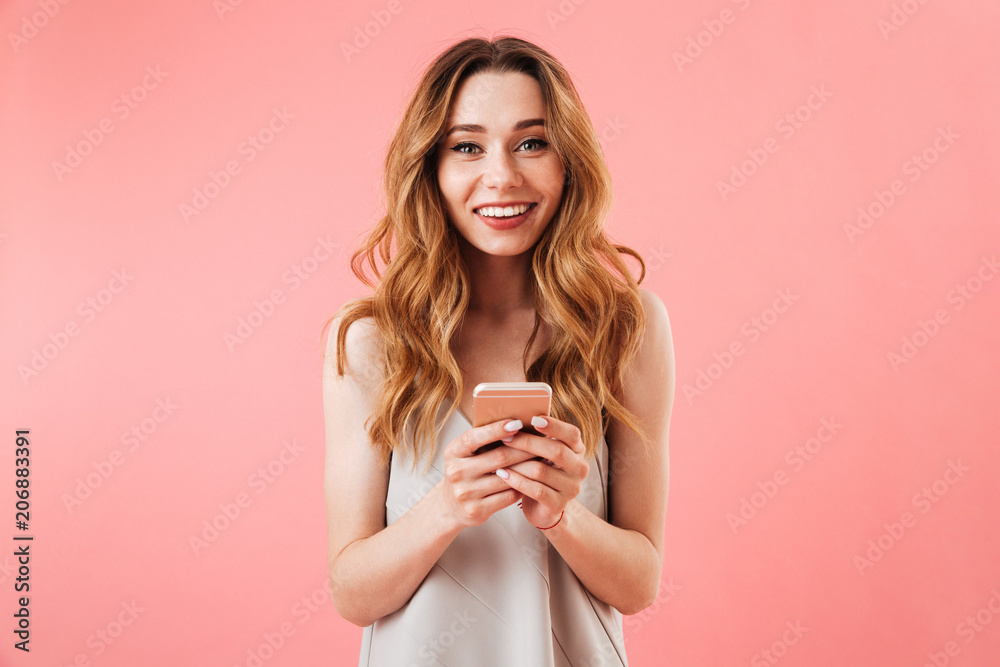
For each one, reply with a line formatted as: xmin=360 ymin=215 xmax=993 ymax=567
xmin=449 ymin=139 xmax=548 ymax=155
xmin=519 ymin=139 xmax=548 ymax=151
xmin=450 ymin=142 xmax=480 ymax=154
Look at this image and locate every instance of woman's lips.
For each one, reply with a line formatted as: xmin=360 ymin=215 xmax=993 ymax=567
xmin=475 ymin=203 xmax=537 ymax=230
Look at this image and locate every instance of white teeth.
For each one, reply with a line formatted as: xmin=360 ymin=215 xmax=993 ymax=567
xmin=476 ymin=203 xmax=531 ymax=218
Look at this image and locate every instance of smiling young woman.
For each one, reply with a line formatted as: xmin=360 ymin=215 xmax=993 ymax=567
xmin=322 ymin=36 xmax=674 ymax=666
xmin=436 ymin=70 xmax=566 ymax=261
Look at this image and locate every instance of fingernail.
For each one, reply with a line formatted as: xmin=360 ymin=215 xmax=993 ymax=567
xmin=496 ymin=468 xmax=510 ymax=479
xmin=502 ymin=435 xmax=514 ymax=443
xmin=531 ymin=416 xmax=548 ymax=429
xmin=504 ymin=419 xmax=522 ymax=433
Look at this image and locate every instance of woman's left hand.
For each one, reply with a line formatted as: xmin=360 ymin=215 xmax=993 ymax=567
xmin=494 ymin=415 xmax=590 ymax=529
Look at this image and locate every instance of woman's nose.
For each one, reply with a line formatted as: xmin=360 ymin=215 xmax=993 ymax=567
xmin=481 ymin=151 xmax=523 ymax=189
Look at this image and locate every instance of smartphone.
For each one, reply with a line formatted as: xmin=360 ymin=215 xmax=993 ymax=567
xmin=472 ymin=382 xmax=552 ymax=439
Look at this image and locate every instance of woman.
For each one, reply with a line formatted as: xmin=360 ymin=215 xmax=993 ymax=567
xmin=323 ymin=35 xmax=674 ymax=666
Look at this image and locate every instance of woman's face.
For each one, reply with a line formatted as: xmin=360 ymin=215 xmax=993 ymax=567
xmin=436 ymin=71 xmax=566 ymax=258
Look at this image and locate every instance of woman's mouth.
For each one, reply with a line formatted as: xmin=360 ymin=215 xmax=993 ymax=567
xmin=473 ymin=203 xmax=537 ymax=230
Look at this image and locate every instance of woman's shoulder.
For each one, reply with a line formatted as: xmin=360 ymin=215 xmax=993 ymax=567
xmin=637 ymin=288 xmax=669 ymax=334
xmin=632 ymin=288 xmax=673 ymax=370
xmin=324 ymin=298 xmax=385 ymax=381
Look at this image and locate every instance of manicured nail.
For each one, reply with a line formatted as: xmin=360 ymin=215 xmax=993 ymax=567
xmin=531 ymin=416 xmax=548 ymax=429
xmin=502 ymin=435 xmax=514 ymax=443
xmin=495 ymin=469 xmax=510 ymax=479
xmin=504 ymin=420 xmax=522 ymax=433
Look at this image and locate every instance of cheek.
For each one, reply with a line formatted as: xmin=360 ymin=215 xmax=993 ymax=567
xmin=436 ymin=167 xmax=464 ymax=210
xmin=531 ymin=160 xmax=566 ymax=199
xmin=553 ymin=169 xmax=566 ymax=197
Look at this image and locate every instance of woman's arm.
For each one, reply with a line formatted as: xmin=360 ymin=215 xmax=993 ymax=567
xmin=324 ymin=314 xmax=449 ymax=627
xmin=323 ymin=314 xmax=531 ymax=627
xmin=498 ymin=289 xmax=675 ymax=615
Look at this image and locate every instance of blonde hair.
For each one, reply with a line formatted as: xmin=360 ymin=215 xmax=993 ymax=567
xmin=323 ymin=36 xmax=650 ymax=468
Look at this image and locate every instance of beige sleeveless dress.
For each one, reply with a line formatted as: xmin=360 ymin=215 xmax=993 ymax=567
xmin=358 ymin=399 xmax=628 ymax=667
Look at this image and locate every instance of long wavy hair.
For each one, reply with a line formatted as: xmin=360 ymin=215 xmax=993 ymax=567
xmin=323 ymin=36 xmax=651 ymax=469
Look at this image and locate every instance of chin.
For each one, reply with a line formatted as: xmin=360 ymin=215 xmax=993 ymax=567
xmin=466 ymin=238 xmax=535 ymax=258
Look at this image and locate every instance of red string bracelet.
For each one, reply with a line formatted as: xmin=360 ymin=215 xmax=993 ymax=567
xmin=539 ymin=510 xmax=565 ymax=530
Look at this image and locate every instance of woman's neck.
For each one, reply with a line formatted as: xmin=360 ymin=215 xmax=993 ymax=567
xmin=460 ymin=241 xmax=536 ymax=319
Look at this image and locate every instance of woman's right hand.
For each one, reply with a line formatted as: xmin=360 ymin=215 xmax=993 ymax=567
xmin=437 ymin=418 xmax=538 ymax=528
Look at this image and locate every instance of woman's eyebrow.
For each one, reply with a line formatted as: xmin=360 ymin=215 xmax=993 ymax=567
xmin=444 ymin=118 xmax=545 ymax=136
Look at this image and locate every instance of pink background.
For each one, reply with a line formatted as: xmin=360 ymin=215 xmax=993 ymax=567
xmin=2 ymin=0 xmax=999 ymax=665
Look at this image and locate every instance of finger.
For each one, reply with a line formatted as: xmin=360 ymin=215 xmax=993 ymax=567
xmin=444 ymin=444 xmax=538 ymax=494
xmin=501 ymin=432 xmax=563 ymax=463
xmin=452 ymin=476 xmax=522 ymax=519
xmin=495 ymin=466 xmax=560 ymax=508
xmin=452 ymin=418 xmax=525 ymax=458
xmin=474 ymin=487 xmax=522 ymax=517
xmin=527 ymin=415 xmax=585 ymax=455
xmin=454 ymin=471 xmax=522 ymax=501
xmin=468 ymin=443 xmax=539 ymax=477
xmin=505 ymin=459 xmax=578 ymax=497
xmin=502 ymin=432 xmax=584 ymax=473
